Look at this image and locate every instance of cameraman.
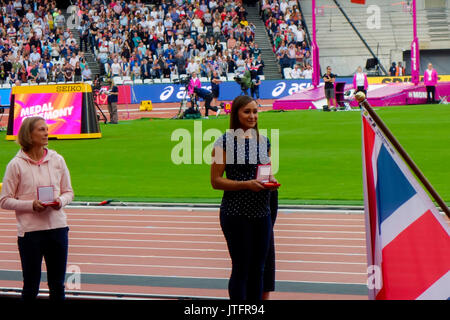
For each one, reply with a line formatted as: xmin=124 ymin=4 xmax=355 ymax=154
xmin=193 ymin=86 xmax=221 ymax=118
xmin=235 ymin=70 xmax=252 ymax=95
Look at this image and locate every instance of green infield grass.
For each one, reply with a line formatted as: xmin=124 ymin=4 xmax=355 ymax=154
xmin=1 ymin=104 xmax=449 ymax=205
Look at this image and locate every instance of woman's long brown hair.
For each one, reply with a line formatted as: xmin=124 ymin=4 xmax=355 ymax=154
xmin=228 ymin=95 xmax=260 ymax=141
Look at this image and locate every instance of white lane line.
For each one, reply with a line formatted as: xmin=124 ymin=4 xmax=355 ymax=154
xmin=0 ymin=259 xmax=367 ymax=275
xmin=0 ymin=223 xmax=366 ymax=233
xmin=0 ymin=211 xmax=365 ymax=220
xmin=0 ymin=242 xmax=366 ymax=254
xmin=0 ymin=250 xmax=365 ymax=266
xmin=0 ymin=234 xmax=366 ymax=242
xmin=0 ymin=226 xmax=367 ymax=236
xmin=56 ymin=219 xmax=366 ymax=228
xmin=65 ymin=206 xmax=365 ymax=215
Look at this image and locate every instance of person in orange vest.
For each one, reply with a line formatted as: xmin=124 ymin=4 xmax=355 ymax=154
xmin=395 ymin=62 xmax=405 ymax=76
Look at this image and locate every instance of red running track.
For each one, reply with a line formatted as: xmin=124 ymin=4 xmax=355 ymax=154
xmin=0 ymin=207 xmax=370 ymax=300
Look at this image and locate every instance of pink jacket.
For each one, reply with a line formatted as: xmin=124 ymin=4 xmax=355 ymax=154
xmin=424 ymin=69 xmax=438 ymax=86
xmin=0 ymin=148 xmax=74 ymax=236
xmin=353 ymin=72 xmax=368 ymax=90
xmin=188 ymin=77 xmax=201 ymax=95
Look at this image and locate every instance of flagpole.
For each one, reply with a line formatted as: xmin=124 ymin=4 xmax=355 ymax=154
xmin=411 ymin=0 xmax=421 ymax=85
xmin=355 ymin=92 xmax=450 ymax=218
xmin=311 ymin=0 xmax=320 ymax=87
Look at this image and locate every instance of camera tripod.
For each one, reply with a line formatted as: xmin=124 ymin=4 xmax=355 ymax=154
xmin=172 ymin=80 xmax=199 ymax=119
xmin=93 ymin=91 xmax=108 ymax=124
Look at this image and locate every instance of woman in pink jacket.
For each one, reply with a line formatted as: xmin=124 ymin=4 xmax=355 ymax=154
xmin=353 ymin=66 xmax=368 ymax=98
xmin=0 ymin=116 xmax=74 ymax=301
xmin=424 ymin=63 xmax=438 ymax=104
xmin=188 ymin=72 xmax=202 ymax=109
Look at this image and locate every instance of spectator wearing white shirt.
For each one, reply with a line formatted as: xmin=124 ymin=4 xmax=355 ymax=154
xmin=29 ymin=47 xmax=41 ymax=64
xmin=186 ymin=59 xmax=199 ymax=75
xmin=110 ymin=58 xmax=122 ymax=77
xmin=296 ymin=28 xmax=305 ymax=44
xmin=302 ymin=64 xmax=313 ymax=79
xmin=25 ymin=9 xmax=35 ymax=23
xmin=69 ymin=53 xmax=79 ymax=68
xmin=209 ymin=0 xmax=218 ymax=11
xmin=280 ymin=0 xmax=289 ymax=14
xmin=290 ymin=64 xmax=303 ymax=79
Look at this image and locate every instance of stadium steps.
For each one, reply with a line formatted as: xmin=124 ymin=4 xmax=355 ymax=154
xmin=425 ymin=8 xmax=450 ymax=47
xmin=63 ymin=13 xmax=102 ymax=79
xmin=244 ymin=4 xmax=283 ymax=79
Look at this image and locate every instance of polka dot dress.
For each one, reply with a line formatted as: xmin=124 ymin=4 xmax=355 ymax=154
xmin=214 ymin=132 xmax=271 ymax=218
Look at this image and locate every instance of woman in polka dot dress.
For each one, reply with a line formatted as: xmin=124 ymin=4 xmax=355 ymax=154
xmin=211 ymin=95 xmax=280 ymax=300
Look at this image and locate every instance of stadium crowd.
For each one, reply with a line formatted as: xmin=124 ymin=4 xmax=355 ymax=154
xmin=82 ymin=0 xmax=268 ymax=81
xmin=0 ymin=0 xmax=310 ymax=85
xmin=260 ymin=0 xmax=312 ymax=79
xmin=0 ymin=0 xmax=95 ymax=85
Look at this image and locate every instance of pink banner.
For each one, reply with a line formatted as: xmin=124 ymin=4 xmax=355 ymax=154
xmin=13 ymin=92 xmax=82 ymax=135
xmin=95 ymin=85 xmax=131 ymax=105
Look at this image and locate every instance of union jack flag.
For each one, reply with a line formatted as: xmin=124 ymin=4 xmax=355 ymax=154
xmin=362 ymin=110 xmax=450 ymax=300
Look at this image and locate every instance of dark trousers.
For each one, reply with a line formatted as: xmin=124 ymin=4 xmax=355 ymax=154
xmin=17 ymin=227 xmax=69 ymax=301
xmin=251 ymin=86 xmax=260 ymax=99
xmin=263 ymin=190 xmax=278 ymax=292
xmin=220 ymin=213 xmax=272 ymax=300
xmin=426 ymin=86 xmax=436 ymax=103
xmin=203 ymin=94 xmax=218 ymax=116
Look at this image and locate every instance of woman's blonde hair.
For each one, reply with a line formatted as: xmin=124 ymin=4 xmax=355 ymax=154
xmin=17 ymin=116 xmax=46 ymax=152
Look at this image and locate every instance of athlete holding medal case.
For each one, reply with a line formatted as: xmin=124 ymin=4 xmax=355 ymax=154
xmin=37 ymin=186 xmax=59 ymax=207
xmin=256 ymin=164 xmax=281 ymax=188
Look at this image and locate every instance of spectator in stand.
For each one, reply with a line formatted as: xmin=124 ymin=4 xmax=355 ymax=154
xmin=110 ymin=58 xmax=122 ymax=78
xmin=278 ymin=50 xmax=291 ymax=76
xmin=53 ymin=65 xmax=63 ymax=82
xmin=290 ymin=64 xmax=302 ymax=79
xmin=140 ymin=58 xmax=151 ymax=80
xmin=37 ymin=63 xmax=47 ymax=83
xmin=253 ymin=55 xmax=265 ymax=76
xmin=287 ymin=43 xmax=297 ymax=68
xmin=227 ymin=34 xmax=237 ymax=51
xmin=63 ymin=61 xmax=73 ymax=82
xmin=82 ymin=64 xmax=92 ymax=81
xmin=28 ymin=63 xmax=39 ymax=83
xmin=302 ymin=64 xmax=313 ymax=79
xmin=73 ymin=61 xmax=82 ymax=82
